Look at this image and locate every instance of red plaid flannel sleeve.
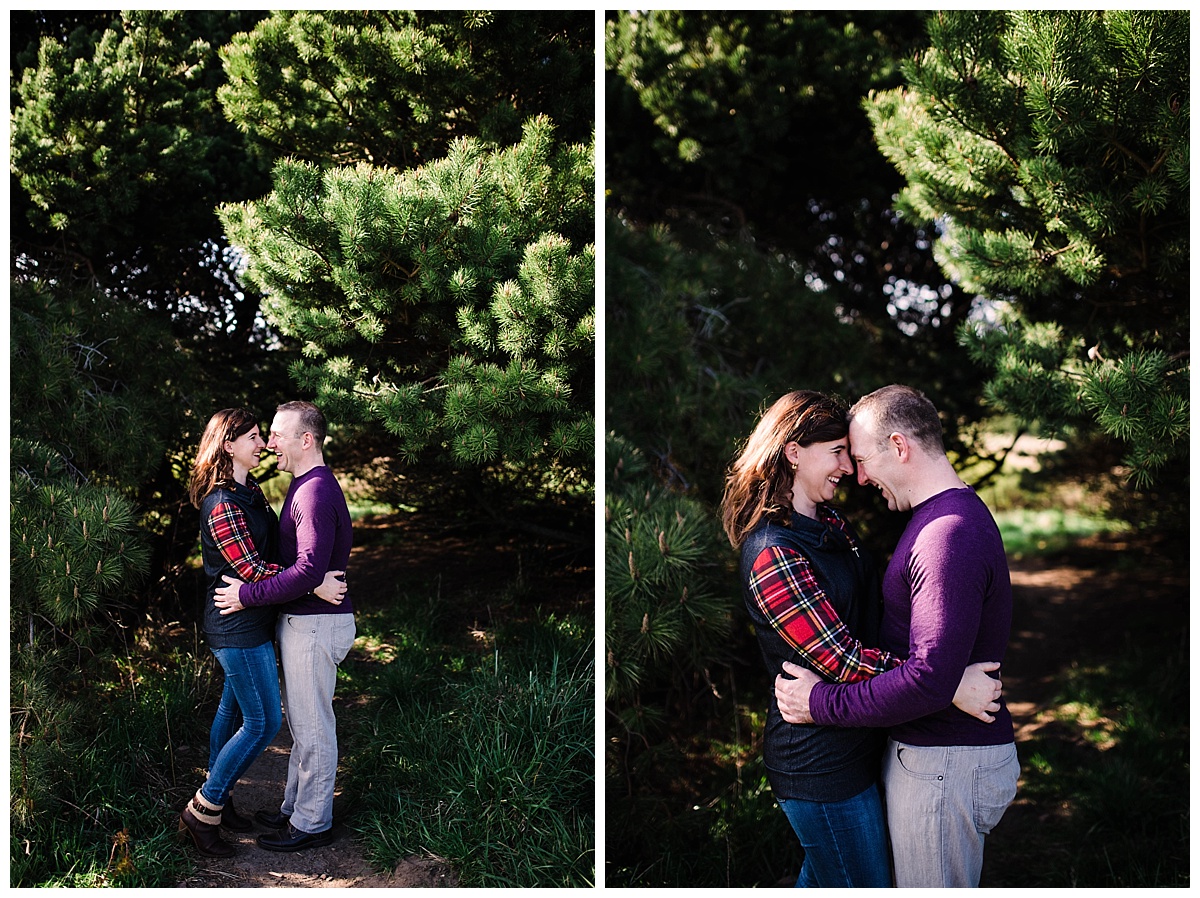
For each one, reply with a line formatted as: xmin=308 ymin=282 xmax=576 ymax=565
xmin=748 ymin=545 xmax=903 ymax=683
xmin=207 ymin=501 xmax=282 ymax=583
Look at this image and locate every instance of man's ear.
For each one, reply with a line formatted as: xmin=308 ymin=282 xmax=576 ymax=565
xmin=889 ymin=432 xmax=910 ymax=461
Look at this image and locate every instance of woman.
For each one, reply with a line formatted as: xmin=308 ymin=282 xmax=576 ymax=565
xmin=720 ymin=391 xmax=996 ymax=887
xmin=179 ymin=408 xmax=346 ymax=857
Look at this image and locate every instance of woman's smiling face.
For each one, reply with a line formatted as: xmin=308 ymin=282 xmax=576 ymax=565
xmin=789 ymin=438 xmax=854 ymax=517
xmin=226 ymin=426 xmax=266 ymax=472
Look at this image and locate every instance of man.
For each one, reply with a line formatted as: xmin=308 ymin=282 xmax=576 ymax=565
xmin=214 ymin=400 xmax=356 ymax=853
xmin=773 ymin=384 xmax=1018 ymax=887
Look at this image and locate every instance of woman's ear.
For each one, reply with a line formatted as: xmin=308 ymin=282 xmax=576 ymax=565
xmin=783 ymin=441 xmax=802 ymax=467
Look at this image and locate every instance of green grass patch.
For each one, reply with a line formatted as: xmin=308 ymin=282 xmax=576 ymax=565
xmin=345 ymin=498 xmax=405 ymax=520
xmin=606 ymin=736 xmax=797 ymax=887
xmin=339 ymin=589 xmax=595 ymax=888
xmin=994 ymin=507 xmax=1129 ymax=557
xmin=11 ymin=640 xmax=217 ymax=887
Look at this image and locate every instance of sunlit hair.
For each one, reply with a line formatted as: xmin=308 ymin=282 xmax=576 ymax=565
xmin=188 ymin=408 xmax=259 ymax=509
xmin=720 ymin=390 xmax=849 ymax=548
xmin=849 ymin=384 xmax=945 ymax=456
xmin=277 ymin=400 xmax=327 ymax=446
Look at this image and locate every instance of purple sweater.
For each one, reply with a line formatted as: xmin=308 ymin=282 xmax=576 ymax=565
xmin=239 ymin=466 xmax=354 ymax=616
xmin=809 ymin=487 xmax=1013 ymax=746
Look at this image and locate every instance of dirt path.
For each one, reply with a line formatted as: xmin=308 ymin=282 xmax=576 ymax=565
xmin=999 ymin=534 xmax=1185 ymax=741
xmin=173 ymin=512 xmax=481 ymax=888
xmin=979 ymin=532 xmax=1187 ymax=885
xmin=176 ymin=723 xmax=456 ymax=888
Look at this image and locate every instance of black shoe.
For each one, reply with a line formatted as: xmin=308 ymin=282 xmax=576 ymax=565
xmin=256 ymin=822 xmax=335 ymax=853
xmin=254 ymin=809 xmax=290 ymax=829
xmin=221 ymin=797 xmax=254 ymax=832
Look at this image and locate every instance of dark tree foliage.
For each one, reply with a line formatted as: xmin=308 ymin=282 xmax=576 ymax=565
xmin=606 ymin=10 xmax=999 ymax=490
xmin=11 ymin=10 xmax=274 ymax=344
xmin=219 ymin=10 xmax=594 ymax=169
xmin=10 ymin=10 xmax=297 ymax=612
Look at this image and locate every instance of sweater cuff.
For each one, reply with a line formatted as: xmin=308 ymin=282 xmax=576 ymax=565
xmin=808 ymin=681 xmax=833 ymax=726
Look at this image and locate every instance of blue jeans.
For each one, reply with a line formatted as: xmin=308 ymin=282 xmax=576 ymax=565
xmin=778 ymin=782 xmax=892 ymax=887
xmin=202 ymin=641 xmax=283 ymax=806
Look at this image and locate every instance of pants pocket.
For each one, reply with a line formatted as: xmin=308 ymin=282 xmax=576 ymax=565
xmin=894 ymin=743 xmax=948 ymax=780
xmin=973 ymin=744 xmax=1019 ymax=834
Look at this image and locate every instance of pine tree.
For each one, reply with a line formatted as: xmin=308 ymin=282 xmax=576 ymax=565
xmin=216 ymin=11 xmax=596 ymax=486
xmin=11 ymin=439 xmax=150 ymax=631
xmin=10 ymin=279 xmax=184 ymax=631
xmin=218 ymin=10 xmax=594 ymax=169
xmin=220 ymin=116 xmax=595 ymax=474
xmin=10 ymin=10 xmax=271 ymax=340
xmin=604 ymin=435 xmax=734 ymax=735
xmin=866 ymin=10 xmax=1188 ymax=488
xmin=10 ymin=280 xmax=190 ymax=492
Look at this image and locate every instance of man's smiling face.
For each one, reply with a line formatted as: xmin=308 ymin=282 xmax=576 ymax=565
xmin=849 ymin=416 xmax=907 ymax=512
xmin=266 ymin=410 xmax=305 ymax=475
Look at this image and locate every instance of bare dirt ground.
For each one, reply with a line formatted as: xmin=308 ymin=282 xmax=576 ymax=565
xmin=175 ymin=724 xmax=455 ymax=888
xmin=174 ymin=682 xmax=459 ymax=884
xmin=997 ymin=530 xmax=1185 ymax=741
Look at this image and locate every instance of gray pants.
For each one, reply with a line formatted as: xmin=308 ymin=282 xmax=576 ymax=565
xmin=883 ymin=738 xmax=1019 ymax=887
xmin=277 ymin=612 xmax=357 ymax=834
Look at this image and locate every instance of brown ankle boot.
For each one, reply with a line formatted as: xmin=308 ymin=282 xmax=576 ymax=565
xmin=179 ymin=798 xmax=234 ymax=857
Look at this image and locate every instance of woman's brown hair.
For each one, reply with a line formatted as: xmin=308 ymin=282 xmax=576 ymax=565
xmin=720 ymin=390 xmax=849 ymax=548
xmin=188 ymin=408 xmax=260 ymax=509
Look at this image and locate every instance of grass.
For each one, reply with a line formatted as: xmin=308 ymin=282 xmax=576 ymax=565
xmin=606 ymin=723 xmax=798 ymax=887
xmin=12 ymin=547 xmax=594 ymax=888
xmin=10 ymin=639 xmax=218 ymax=887
xmin=965 ymin=433 xmax=1131 ymax=559
xmin=994 ymin=507 xmax=1129 ymax=557
xmin=338 ymin=584 xmax=595 ymax=888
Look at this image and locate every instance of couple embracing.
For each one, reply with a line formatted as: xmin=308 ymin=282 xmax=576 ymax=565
xmin=721 ymin=385 xmax=1020 ymax=888
xmin=178 ymin=401 xmax=356 ymax=856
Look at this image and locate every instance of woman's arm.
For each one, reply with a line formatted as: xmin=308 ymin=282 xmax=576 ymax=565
xmin=207 ymin=501 xmax=283 ymax=583
xmin=749 ymin=545 xmax=903 ymax=683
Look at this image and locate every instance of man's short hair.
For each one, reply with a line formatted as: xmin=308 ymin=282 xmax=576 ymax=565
xmin=850 ymin=385 xmax=945 ymax=455
xmin=278 ymin=400 xmax=327 ymax=445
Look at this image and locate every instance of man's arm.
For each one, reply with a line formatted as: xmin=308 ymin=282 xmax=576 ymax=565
xmin=224 ymin=486 xmax=336 ymax=608
xmin=776 ymin=659 xmax=1002 ymax=723
xmin=790 ymin=518 xmax=986 ymax=729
